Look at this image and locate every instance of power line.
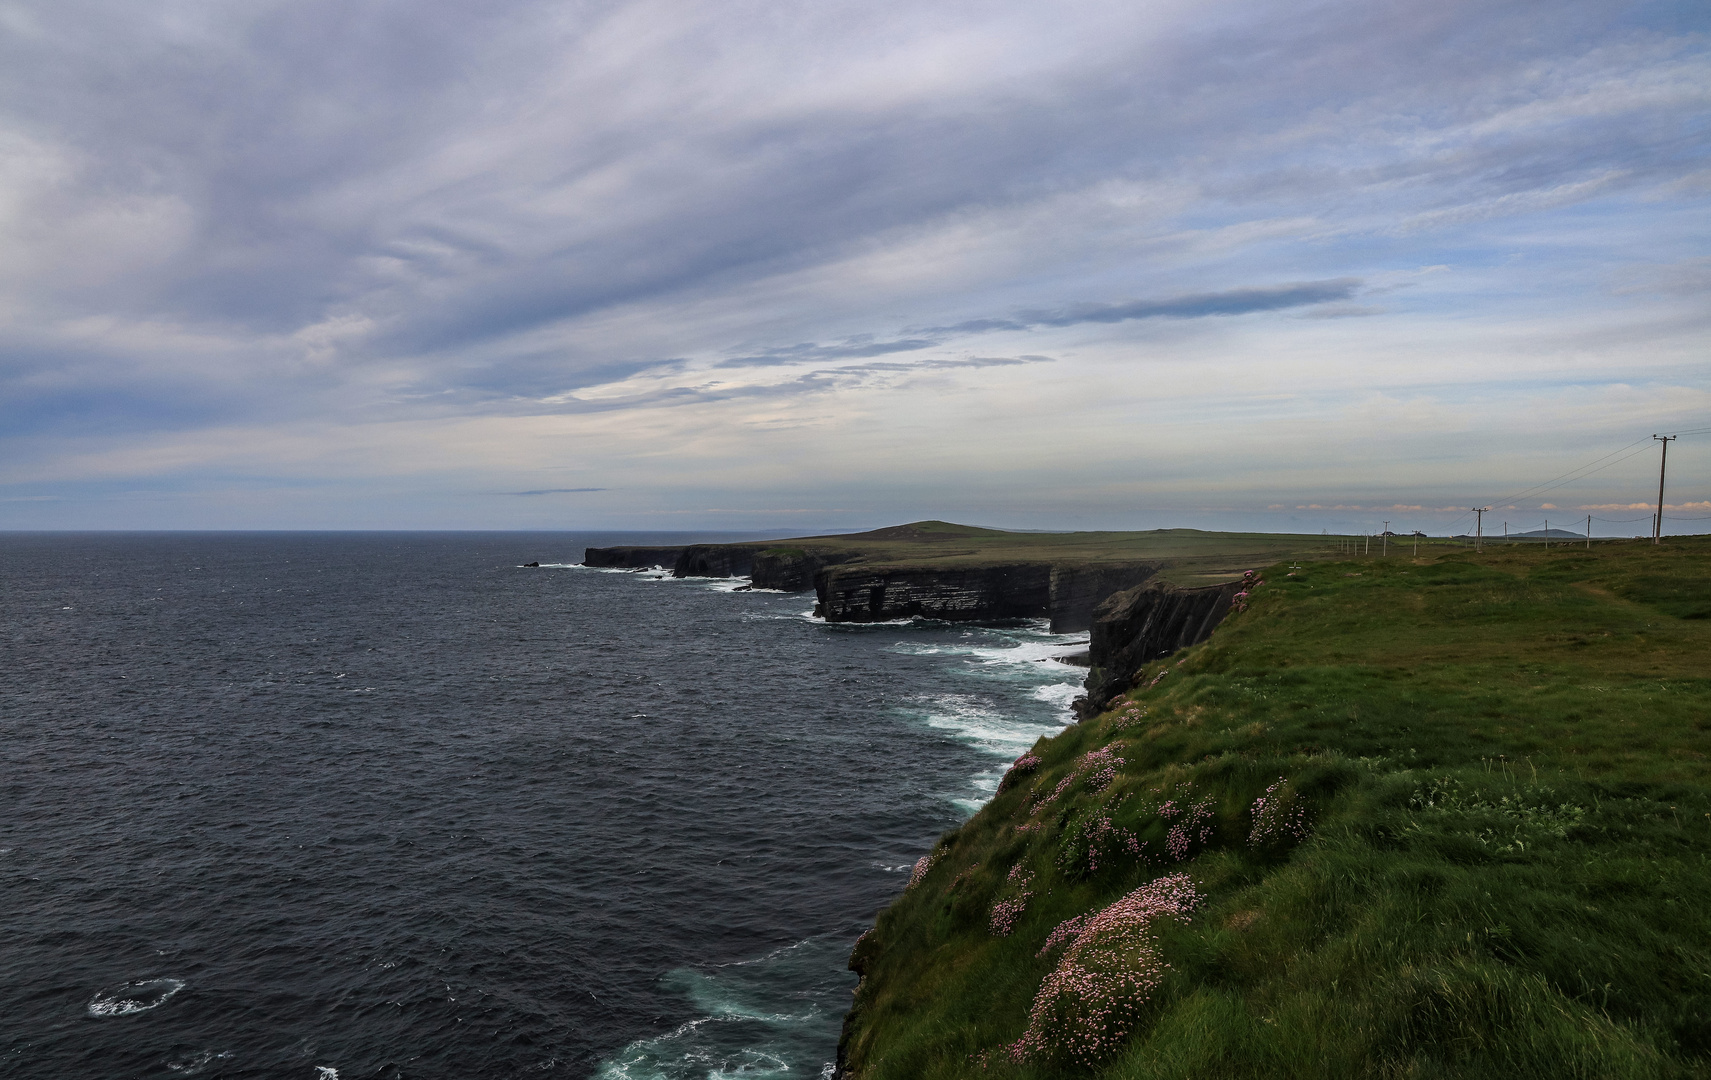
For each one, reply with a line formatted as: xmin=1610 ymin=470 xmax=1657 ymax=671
xmin=1654 ymin=434 xmax=1678 ymax=544
xmin=1481 ymin=439 xmax=1658 ymax=509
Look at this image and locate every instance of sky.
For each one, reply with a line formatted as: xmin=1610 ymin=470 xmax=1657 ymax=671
xmin=1 ymin=0 xmax=1708 ymax=536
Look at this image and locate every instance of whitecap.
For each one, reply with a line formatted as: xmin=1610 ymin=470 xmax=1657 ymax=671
xmin=913 ymin=694 xmax=1063 ymax=758
xmin=592 ymin=937 xmax=851 ymax=1080
xmin=1030 ymin=682 xmax=1084 ymax=712
xmin=164 ymin=1049 xmax=230 ymax=1074
xmin=87 ymin=977 xmax=185 ymax=1017
xmin=539 ymin=563 xmax=638 ymax=572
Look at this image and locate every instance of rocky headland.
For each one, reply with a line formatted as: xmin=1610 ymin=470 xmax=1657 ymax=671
xmin=581 ymin=520 xmax=1320 ymax=634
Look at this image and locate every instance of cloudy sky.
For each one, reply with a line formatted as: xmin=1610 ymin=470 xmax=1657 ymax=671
xmin=2 ymin=0 xmax=1707 ymax=534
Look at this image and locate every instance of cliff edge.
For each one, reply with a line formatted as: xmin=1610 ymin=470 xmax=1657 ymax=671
xmin=834 ymin=539 xmax=1711 ymax=1078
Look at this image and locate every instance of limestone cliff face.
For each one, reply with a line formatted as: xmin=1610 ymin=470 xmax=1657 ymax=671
xmin=583 ymin=544 xmax=763 ymax=578
xmin=748 ymin=549 xmax=862 ymax=591
xmin=1076 ymin=579 xmax=1242 ymax=716
xmin=583 ymin=542 xmax=1167 ymax=629
xmin=582 ymin=546 xmax=685 ymax=569
xmin=1046 ymin=564 xmax=1160 ymax=632
xmin=814 ymin=564 xmax=1054 ymax=623
xmin=811 ymin=562 xmax=1161 ymax=628
xmin=674 ymin=544 xmax=759 ymax=578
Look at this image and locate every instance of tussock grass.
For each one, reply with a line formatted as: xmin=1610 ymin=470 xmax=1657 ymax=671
xmin=841 ymin=538 xmax=1711 ymax=1079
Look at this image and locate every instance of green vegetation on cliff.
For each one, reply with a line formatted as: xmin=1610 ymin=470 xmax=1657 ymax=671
xmin=740 ymin=520 xmax=1426 ymax=584
xmin=840 ymin=538 xmax=1711 ymax=1079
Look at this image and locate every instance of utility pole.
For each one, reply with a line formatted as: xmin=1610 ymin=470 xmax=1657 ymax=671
xmin=1503 ymin=522 xmax=1509 ymax=543
xmin=1382 ymin=521 xmax=1389 ymax=557
xmin=1654 ymin=434 xmax=1677 ymax=544
xmin=1544 ymin=518 xmax=1549 ymax=549
xmin=1586 ymin=514 xmax=1591 ymax=550
xmin=1472 ymin=507 xmax=1488 ymax=552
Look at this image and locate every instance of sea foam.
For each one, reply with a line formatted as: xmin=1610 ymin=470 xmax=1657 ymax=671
xmin=87 ymin=977 xmax=185 ymax=1018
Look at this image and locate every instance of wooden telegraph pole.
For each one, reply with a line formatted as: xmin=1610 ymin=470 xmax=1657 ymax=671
xmin=1382 ymin=521 xmax=1389 ymax=557
xmin=1472 ymin=507 xmax=1489 ymax=552
xmin=1654 ymin=434 xmax=1676 ymax=544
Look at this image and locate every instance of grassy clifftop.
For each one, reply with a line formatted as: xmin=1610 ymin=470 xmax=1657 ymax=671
xmin=840 ymin=538 xmax=1711 ymax=1079
xmin=757 ymin=520 xmax=1419 ymax=584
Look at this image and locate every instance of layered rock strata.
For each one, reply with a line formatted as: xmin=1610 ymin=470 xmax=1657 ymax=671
xmin=580 ymin=543 xmax=1160 ymax=631
xmin=582 ymin=546 xmax=690 ymax=570
xmin=812 ymin=564 xmax=1053 ymax=624
xmin=1075 ymin=579 xmax=1243 ymax=717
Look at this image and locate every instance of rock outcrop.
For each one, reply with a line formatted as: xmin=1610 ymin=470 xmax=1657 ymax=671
xmin=814 ymin=564 xmax=1055 ymax=623
xmin=583 ymin=541 xmax=1165 ymax=631
xmin=1076 ymin=579 xmax=1243 ymax=717
xmin=582 ymin=546 xmax=687 ymax=569
xmin=674 ymin=544 xmax=759 ymax=578
xmin=1047 ymin=564 xmax=1160 ymax=632
xmin=749 ymin=549 xmax=862 ymax=591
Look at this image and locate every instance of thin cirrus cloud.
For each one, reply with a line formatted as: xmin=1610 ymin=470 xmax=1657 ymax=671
xmin=937 ymin=280 xmax=1364 ymax=334
xmin=0 ymin=0 xmax=1704 ymax=529
xmin=710 ymin=281 xmax=1359 ymax=374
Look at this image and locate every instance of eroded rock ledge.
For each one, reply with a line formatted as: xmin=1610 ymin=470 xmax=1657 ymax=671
xmin=581 ymin=542 xmax=1161 ymax=632
xmin=1074 ymin=578 xmax=1243 ymax=717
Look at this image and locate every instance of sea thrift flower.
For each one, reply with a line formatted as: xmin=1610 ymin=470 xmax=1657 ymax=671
xmin=907 ymin=852 xmax=939 ymax=890
xmin=1248 ymin=778 xmax=1311 ymax=849
xmin=1110 ymin=703 xmax=1147 ymax=730
xmin=999 ymin=753 xmax=1043 ymax=792
xmin=1165 ymin=803 xmax=1215 ymax=860
xmin=1037 ymin=914 xmax=1091 ymax=957
xmin=1030 ymin=745 xmax=1128 ymax=814
xmin=990 ymin=867 xmax=1035 ymax=936
xmin=1083 ymin=746 xmax=1122 ymax=792
xmin=1060 ymin=811 xmax=1146 ymax=878
xmin=1004 ymin=874 xmax=1204 ymax=1065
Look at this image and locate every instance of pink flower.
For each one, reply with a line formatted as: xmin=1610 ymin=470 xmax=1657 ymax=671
xmin=990 ymin=867 xmax=1036 ymax=936
xmin=906 ymin=852 xmax=939 ymax=889
xmin=1248 ymin=778 xmax=1311 ymax=849
xmin=1002 ymin=874 xmax=1204 ymax=1065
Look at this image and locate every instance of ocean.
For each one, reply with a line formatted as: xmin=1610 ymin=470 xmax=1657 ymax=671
xmin=0 ymin=533 xmax=1088 ymax=1079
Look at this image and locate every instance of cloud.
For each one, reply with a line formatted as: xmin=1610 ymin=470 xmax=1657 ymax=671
xmin=1013 ymin=280 xmax=1362 ymax=328
xmin=716 ymin=337 xmax=940 ymax=368
xmin=503 ymin=487 xmax=609 ymax=496
xmin=702 ymin=281 xmax=1357 ymax=377
xmin=1577 ymin=501 xmax=1711 ymax=512
xmin=1611 ymin=257 xmax=1711 ymax=297
xmin=0 ymin=0 xmax=1706 ymax=527
xmin=1294 ymin=504 xmax=1468 ymax=512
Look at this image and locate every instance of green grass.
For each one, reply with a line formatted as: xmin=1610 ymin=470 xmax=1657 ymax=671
xmin=753 ymin=520 xmax=1471 ymax=584
xmin=840 ymin=537 xmax=1711 ymax=1079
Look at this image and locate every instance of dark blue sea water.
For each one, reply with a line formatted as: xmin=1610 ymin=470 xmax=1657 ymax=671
xmin=0 ymin=533 xmax=1088 ymax=1079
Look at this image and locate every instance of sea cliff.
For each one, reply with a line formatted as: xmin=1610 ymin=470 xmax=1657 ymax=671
xmin=1074 ymin=578 xmax=1242 ymax=717
xmin=832 ymin=538 xmax=1711 ymax=1078
xmin=581 ymin=547 xmax=1162 ymax=632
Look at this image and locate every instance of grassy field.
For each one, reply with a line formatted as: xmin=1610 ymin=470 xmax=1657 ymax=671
xmin=753 ymin=520 xmax=1450 ymax=584
xmin=840 ymin=537 xmax=1711 ymax=1079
